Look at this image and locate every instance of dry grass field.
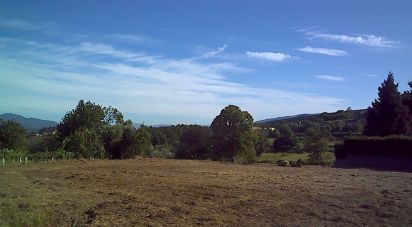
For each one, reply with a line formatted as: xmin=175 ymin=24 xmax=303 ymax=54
xmin=1 ymin=158 xmax=412 ymax=226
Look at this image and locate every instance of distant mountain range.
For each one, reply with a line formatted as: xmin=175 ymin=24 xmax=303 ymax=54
xmin=0 ymin=113 xmax=58 ymax=133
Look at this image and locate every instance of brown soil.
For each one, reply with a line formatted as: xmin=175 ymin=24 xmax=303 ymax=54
xmin=1 ymin=158 xmax=412 ymax=226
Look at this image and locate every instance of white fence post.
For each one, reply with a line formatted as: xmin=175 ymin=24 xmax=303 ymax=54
xmin=2 ymin=158 xmax=4 ymax=166
xmin=25 ymin=157 xmax=28 ymax=164
xmin=51 ymin=157 xmax=54 ymax=163
xmin=19 ymin=157 xmax=22 ymax=163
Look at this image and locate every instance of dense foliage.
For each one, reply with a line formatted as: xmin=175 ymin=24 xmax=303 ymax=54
xmin=210 ymin=105 xmax=256 ymax=162
xmin=273 ymin=124 xmax=298 ymax=150
xmin=0 ymin=120 xmax=26 ymax=150
xmin=364 ymin=72 xmax=410 ymax=136
xmin=335 ymin=136 xmax=412 ymax=158
xmin=304 ymin=126 xmax=330 ymax=164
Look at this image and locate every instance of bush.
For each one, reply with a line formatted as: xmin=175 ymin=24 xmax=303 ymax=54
xmin=304 ymin=127 xmax=330 ymax=165
xmin=335 ymin=135 xmax=412 ymax=158
xmin=233 ymin=149 xmax=256 ymax=164
xmin=233 ymin=131 xmax=257 ymax=164
xmin=0 ymin=148 xmax=28 ymax=162
xmin=150 ymin=145 xmax=173 ymax=159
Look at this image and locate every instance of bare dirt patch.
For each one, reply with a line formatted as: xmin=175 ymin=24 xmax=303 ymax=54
xmin=1 ymin=158 xmax=412 ymax=226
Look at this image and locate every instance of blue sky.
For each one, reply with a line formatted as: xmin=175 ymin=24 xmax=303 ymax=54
xmin=0 ymin=1 xmax=411 ymax=125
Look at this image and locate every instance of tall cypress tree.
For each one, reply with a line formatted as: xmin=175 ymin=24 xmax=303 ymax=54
xmin=365 ymin=72 xmax=407 ymax=136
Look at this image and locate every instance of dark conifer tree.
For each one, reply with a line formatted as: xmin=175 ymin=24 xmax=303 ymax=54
xmin=365 ymin=72 xmax=408 ymax=136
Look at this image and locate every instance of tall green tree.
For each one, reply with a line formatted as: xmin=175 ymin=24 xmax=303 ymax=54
xmin=273 ymin=124 xmax=298 ymax=150
xmin=254 ymin=131 xmax=269 ymax=156
xmin=0 ymin=120 xmax=26 ymax=150
xmin=365 ymin=72 xmax=408 ymax=136
xmin=211 ymin=105 xmax=254 ymax=161
xmin=135 ymin=125 xmax=153 ymax=157
xmin=57 ymin=100 xmax=123 ymax=138
xmin=304 ymin=126 xmax=329 ymax=164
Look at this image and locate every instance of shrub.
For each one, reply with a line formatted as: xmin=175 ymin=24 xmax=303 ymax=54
xmin=0 ymin=148 xmax=28 ymax=162
xmin=150 ymin=145 xmax=173 ymax=159
xmin=304 ymin=127 xmax=330 ymax=165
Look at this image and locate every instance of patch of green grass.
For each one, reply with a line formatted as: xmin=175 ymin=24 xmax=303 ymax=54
xmin=257 ymin=152 xmax=335 ymax=165
xmin=256 ymin=152 xmax=309 ymax=164
xmin=0 ymin=170 xmax=54 ymax=227
xmin=0 ymin=203 xmax=53 ymax=227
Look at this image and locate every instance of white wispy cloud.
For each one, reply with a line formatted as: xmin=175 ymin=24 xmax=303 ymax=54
xmin=295 ymin=26 xmax=318 ymax=33
xmin=365 ymin=74 xmax=379 ymax=77
xmin=0 ymin=18 xmax=53 ymax=31
xmin=202 ymin=44 xmax=228 ymax=59
xmin=246 ymin=51 xmax=294 ymax=62
xmin=0 ymin=37 xmax=345 ymax=124
xmin=298 ymin=46 xmax=348 ymax=56
xmin=316 ymin=75 xmax=345 ymax=82
xmin=306 ymin=32 xmax=399 ymax=47
xmin=110 ymin=33 xmax=158 ymax=44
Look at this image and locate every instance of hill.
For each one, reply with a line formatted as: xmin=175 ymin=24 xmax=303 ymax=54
xmin=255 ymin=109 xmax=367 ymax=135
xmin=0 ymin=113 xmax=58 ymax=133
xmin=255 ymin=114 xmax=312 ymax=124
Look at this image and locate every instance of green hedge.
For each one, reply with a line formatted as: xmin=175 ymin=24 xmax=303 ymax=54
xmin=335 ymin=136 xmax=412 ymax=158
xmin=0 ymin=148 xmax=75 ymax=163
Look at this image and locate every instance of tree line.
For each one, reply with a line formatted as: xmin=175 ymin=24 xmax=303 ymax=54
xmin=0 ymin=102 xmax=266 ymax=163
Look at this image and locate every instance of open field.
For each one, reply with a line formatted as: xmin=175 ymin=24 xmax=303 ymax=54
xmin=1 ymin=159 xmax=412 ymax=226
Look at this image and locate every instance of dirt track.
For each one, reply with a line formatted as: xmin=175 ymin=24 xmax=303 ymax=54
xmin=1 ymin=158 xmax=412 ymax=226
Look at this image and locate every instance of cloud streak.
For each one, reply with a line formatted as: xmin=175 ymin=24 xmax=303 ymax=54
xmin=306 ymin=32 xmax=398 ymax=47
xmin=246 ymin=51 xmax=294 ymax=62
xmin=109 ymin=33 xmax=158 ymax=44
xmin=316 ymin=75 xmax=345 ymax=82
xmin=202 ymin=44 xmax=228 ymax=59
xmin=298 ymin=46 xmax=348 ymax=56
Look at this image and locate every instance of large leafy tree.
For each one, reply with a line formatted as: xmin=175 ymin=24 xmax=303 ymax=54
xmin=58 ymin=100 xmax=125 ymax=159
xmin=211 ymin=105 xmax=254 ymax=161
xmin=365 ymin=72 xmax=408 ymax=136
xmin=57 ymin=100 xmax=123 ymax=138
xmin=0 ymin=120 xmax=26 ymax=150
xmin=134 ymin=125 xmax=153 ymax=157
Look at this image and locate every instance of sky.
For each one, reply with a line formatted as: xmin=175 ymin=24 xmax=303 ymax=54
xmin=0 ymin=1 xmax=411 ymax=125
